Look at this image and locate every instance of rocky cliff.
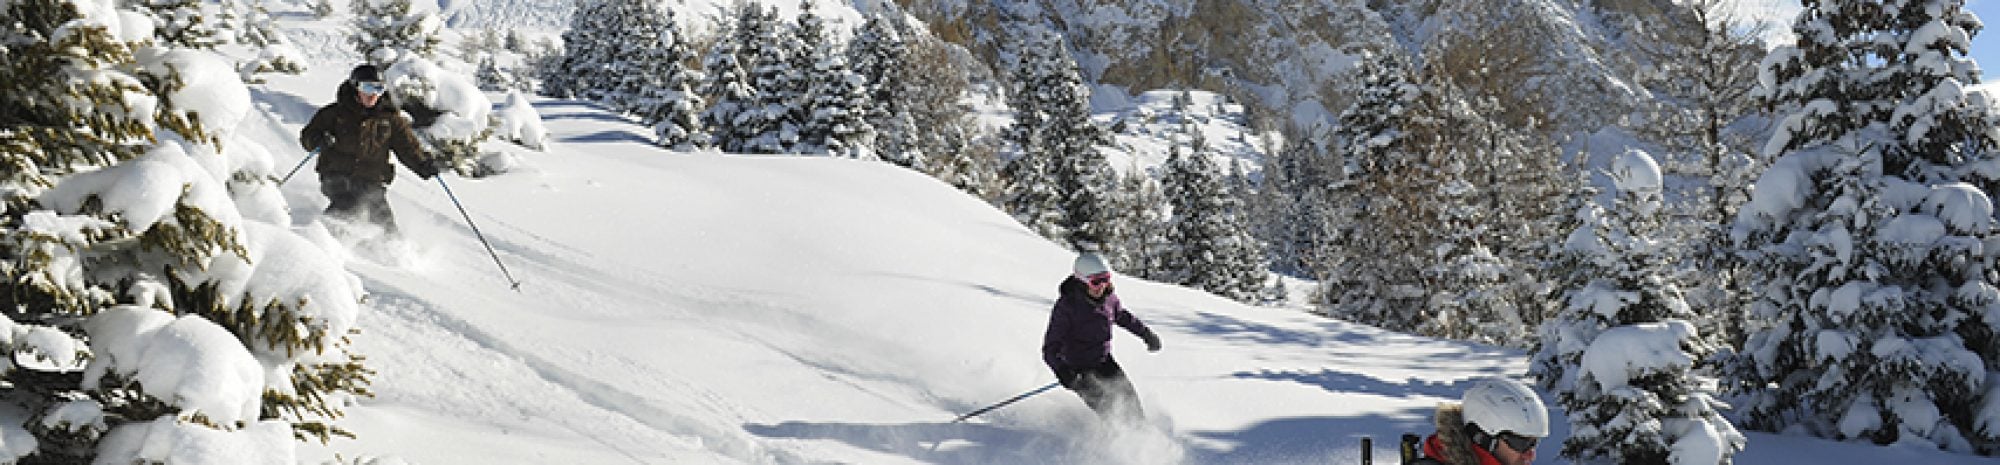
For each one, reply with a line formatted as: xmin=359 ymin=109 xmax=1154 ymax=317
xmin=898 ymin=0 xmax=1685 ymax=138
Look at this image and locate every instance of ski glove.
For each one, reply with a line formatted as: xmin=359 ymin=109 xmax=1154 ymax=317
xmin=1054 ymin=365 xmax=1081 ymax=390
xmin=412 ymin=158 xmax=443 ymax=180
xmin=1142 ymin=331 xmax=1162 ymax=353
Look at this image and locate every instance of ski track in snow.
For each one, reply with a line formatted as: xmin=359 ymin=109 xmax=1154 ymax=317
xmin=359 ymin=275 xmax=806 ymax=464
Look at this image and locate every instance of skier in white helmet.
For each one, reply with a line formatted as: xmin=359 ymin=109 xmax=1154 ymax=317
xmin=1408 ymin=377 xmax=1551 ymax=465
xmin=1041 ymin=251 xmax=1161 ymax=422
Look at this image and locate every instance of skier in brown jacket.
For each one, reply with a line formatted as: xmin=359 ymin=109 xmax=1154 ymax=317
xmin=299 ymin=64 xmax=443 ymax=236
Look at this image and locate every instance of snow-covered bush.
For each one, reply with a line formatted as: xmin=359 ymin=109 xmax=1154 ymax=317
xmin=387 ymin=58 xmax=495 ymax=176
xmin=349 ymin=0 xmax=441 ymax=66
xmin=496 ymin=90 xmax=549 ymax=151
xmin=0 ymin=1 xmax=370 ymax=461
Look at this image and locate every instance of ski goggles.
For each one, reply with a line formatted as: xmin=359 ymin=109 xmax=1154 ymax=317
xmin=1496 ymin=432 xmax=1539 ymax=452
xmin=1083 ymin=272 xmax=1112 ymax=288
xmin=356 ymin=81 xmax=386 ymax=96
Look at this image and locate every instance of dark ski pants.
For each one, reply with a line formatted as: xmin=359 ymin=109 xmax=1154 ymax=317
xmin=1075 ymin=357 xmax=1144 ymax=422
xmin=321 ymin=176 xmax=398 ymax=234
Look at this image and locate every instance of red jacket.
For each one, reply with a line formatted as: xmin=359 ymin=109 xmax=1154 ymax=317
xmin=1420 ymin=433 xmax=1503 ymax=465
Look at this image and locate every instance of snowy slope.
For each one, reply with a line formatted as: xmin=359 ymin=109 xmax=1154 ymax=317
xmin=241 ymin=70 xmax=1997 ymax=465
xmin=226 ymin=3 xmax=1998 ymax=465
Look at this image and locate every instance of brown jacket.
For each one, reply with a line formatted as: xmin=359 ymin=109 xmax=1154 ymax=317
xmin=299 ymin=81 xmax=430 ymax=184
xmin=1415 ymin=404 xmax=1503 ymax=465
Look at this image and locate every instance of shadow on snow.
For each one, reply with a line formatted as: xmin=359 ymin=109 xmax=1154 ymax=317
xmin=744 ymin=421 xmax=1068 ymax=465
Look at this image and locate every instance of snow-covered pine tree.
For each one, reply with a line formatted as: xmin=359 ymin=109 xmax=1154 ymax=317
xmin=131 ymin=0 xmax=219 ymax=49
xmin=1110 ymin=164 xmax=1173 ymax=281
xmin=596 ymin=0 xmax=704 ymax=149
xmin=1417 ymin=150 xmax=1521 ymax=345
xmin=905 ymin=28 xmax=985 ymax=194
xmin=1621 ymin=0 xmax=1767 ymax=349
xmin=1162 ymin=131 xmax=1265 ymax=301
xmin=2 ymin=1 xmax=370 ymax=460
xmin=1221 ymin=159 xmax=1270 ymax=299
xmin=1007 ymin=30 xmax=1117 ymax=251
xmin=348 ymin=0 xmax=442 ymax=67
xmin=787 ymin=0 xmax=833 ymax=154
xmin=1728 ymin=0 xmax=2000 ymax=451
xmin=307 ymin=0 xmax=333 ymax=18
xmin=543 ymin=0 xmax=615 ymax=100
xmin=383 ymin=58 xmax=495 ymax=176
xmin=1323 ymin=51 xmax=1435 ymax=329
xmin=232 ymin=0 xmax=306 ymax=83
xmin=1539 ymin=151 xmax=1744 ymax=465
xmin=215 ymin=0 xmax=244 ymax=43
xmin=999 ymin=31 xmax=1069 ymax=242
xmin=641 ymin=27 xmax=706 ymax=149
xmin=849 ymin=13 xmax=922 ymax=169
xmin=739 ymin=4 xmax=801 ymax=154
xmin=804 ymin=44 xmax=875 ymax=159
xmin=700 ymin=4 xmax=759 ymax=153
xmin=476 ymin=54 xmax=508 ymax=91
xmin=601 ymin=0 xmax=673 ymax=115
xmin=1251 ymin=124 xmax=1326 ymax=280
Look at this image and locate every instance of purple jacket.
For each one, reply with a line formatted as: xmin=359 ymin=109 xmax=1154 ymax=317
xmin=1042 ymin=276 xmax=1155 ymax=371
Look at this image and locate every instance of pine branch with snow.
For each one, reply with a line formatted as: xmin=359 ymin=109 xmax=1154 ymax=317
xmin=348 ymin=0 xmax=441 ymax=67
xmin=1728 ymin=0 xmax=2000 ymax=451
xmin=2 ymin=2 xmax=370 ymax=461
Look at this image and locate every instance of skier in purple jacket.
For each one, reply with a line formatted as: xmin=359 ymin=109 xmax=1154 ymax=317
xmin=1043 ymin=252 xmax=1161 ymax=421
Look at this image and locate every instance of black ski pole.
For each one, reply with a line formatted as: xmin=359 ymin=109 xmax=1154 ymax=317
xmin=949 ymin=382 xmax=1060 ymax=424
xmin=436 ymin=176 xmax=523 ymax=291
xmin=278 ymin=145 xmax=324 ymax=185
xmin=1362 ymin=436 xmax=1372 ymax=465
xmin=930 ymin=382 xmax=1062 ymax=453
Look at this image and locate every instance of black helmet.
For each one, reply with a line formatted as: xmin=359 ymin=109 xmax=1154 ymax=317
xmin=349 ymin=64 xmax=382 ymax=83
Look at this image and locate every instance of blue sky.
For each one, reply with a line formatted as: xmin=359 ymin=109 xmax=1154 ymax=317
xmin=1739 ymin=0 xmax=2000 ymax=80
xmin=1973 ymin=0 xmax=2000 ymax=80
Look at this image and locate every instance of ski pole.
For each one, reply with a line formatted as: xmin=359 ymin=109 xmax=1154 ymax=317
xmin=436 ymin=176 xmax=523 ymax=291
xmin=929 ymin=381 xmax=1062 ymax=453
xmin=1362 ymin=436 xmax=1372 ymax=465
xmin=949 ymin=382 xmax=1060 ymax=424
xmin=278 ymin=145 xmax=324 ymax=185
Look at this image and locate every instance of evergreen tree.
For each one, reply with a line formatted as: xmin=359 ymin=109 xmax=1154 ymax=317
xmin=1252 ymin=125 xmax=1328 ymax=279
xmin=1323 ymin=52 xmax=1559 ymax=345
xmin=600 ymin=0 xmax=671 ymax=115
xmin=739 ymin=5 xmax=801 ymax=154
xmin=476 ymin=54 xmax=509 ymax=91
xmin=599 ymin=0 xmax=704 ymax=149
xmin=543 ymin=0 xmax=615 ymax=100
xmin=1538 ymin=151 xmax=1744 ymax=464
xmin=1110 ymin=166 xmax=1173 ymax=281
xmin=905 ymin=29 xmax=984 ymax=194
xmin=307 ymin=0 xmax=333 ymax=18
xmin=1623 ymin=0 xmax=1768 ymax=349
xmin=2 ymin=1 xmax=370 ymax=460
xmin=700 ymin=5 xmax=759 ymax=152
xmin=804 ymin=50 xmax=875 ymax=159
xmin=233 ymin=0 xmax=305 ymax=82
xmin=1323 ymin=53 xmax=1435 ymax=329
xmin=1728 ymin=0 xmax=2000 ymax=451
xmin=850 ymin=13 xmax=923 ymax=169
xmin=132 ymin=0 xmax=219 ymax=49
xmin=999 ymin=32 xmax=1068 ymax=241
xmin=1162 ymin=133 xmax=1266 ymax=301
xmin=349 ymin=0 xmax=441 ymax=67
xmin=1001 ymin=30 xmax=1116 ymax=250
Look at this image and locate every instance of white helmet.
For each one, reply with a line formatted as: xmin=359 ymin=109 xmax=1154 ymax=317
xmin=1074 ymin=252 xmax=1112 ymax=277
xmin=1461 ymin=377 xmax=1549 ymax=437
